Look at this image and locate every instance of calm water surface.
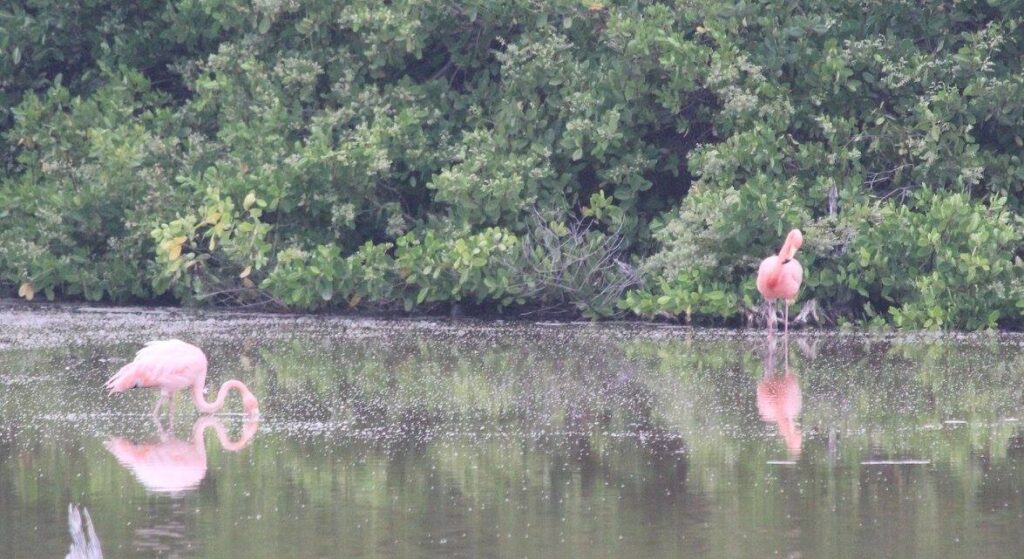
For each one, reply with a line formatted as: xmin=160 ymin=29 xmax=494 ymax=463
xmin=1 ymin=307 xmax=1023 ymax=558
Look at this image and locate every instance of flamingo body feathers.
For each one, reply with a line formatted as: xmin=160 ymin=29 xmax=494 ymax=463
xmin=104 ymin=437 xmax=207 ymax=493
xmin=105 ymin=339 xmax=207 ymax=395
xmin=756 ymin=256 xmax=803 ymax=303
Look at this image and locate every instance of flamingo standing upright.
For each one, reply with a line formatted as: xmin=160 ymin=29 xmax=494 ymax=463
xmin=757 ymin=368 xmax=803 ymax=456
xmin=106 ymin=340 xmax=259 ymax=417
xmin=756 ymin=336 xmax=803 ymax=457
xmin=756 ymin=229 xmax=804 ymax=334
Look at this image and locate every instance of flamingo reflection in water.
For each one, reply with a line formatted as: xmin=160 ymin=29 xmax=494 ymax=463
xmin=105 ymin=416 xmax=259 ymax=494
xmin=756 ymin=336 xmax=803 ymax=457
xmin=66 ymin=504 xmax=103 ymax=559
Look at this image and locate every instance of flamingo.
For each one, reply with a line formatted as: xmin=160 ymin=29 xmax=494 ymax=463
xmin=105 ymin=416 xmax=259 ymax=494
xmin=757 ymin=369 xmax=803 ymax=456
xmin=105 ymin=340 xmax=259 ymax=417
xmin=756 ymin=229 xmax=803 ymax=334
xmin=757 ymin=337 xmax=802 ymax=457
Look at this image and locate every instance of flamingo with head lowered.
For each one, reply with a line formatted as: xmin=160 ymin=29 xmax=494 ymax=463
xmin=106 ymin=339 xmax=259 ymax=417
xmin=105 ymin=415 xmax=260 ymax=495
xmin=756 ymin=229 xmax=804 ymax=334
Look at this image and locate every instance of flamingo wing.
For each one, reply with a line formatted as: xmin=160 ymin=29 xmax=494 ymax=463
xmin=105 ymin=339 xmax=205 ymax=394
xmin=782 ymin=260 xmax=803 ymax=302
xmin=756 ymin=256 xmax=780 ymax=298
xmin=105 ymin=437 xmax=207 ymax=493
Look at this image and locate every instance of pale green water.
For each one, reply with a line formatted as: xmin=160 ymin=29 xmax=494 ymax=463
xmin=1 ymin=307 xmax=1023 ymax=558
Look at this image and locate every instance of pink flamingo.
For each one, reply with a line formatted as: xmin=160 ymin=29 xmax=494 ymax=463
xmin=756 ymin=229 xmax=803 ymax=333
xmin=757 ymin=369 xmax=803 ymax=456
xmin=757 ymin=339 xmax=802 ymax=456
xmin=105 ymin=339 xmax=259 ymax=417
xmin=105 ymin=416 xmax=259 ymax=494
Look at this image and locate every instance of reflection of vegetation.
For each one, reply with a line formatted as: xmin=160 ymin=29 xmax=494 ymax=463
xmin=2 ymin=320 xmax=1023 ymax=556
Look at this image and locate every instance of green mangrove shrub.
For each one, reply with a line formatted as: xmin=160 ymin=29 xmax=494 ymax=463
xmin=1 ymin=0 xmax=1022 ymax=329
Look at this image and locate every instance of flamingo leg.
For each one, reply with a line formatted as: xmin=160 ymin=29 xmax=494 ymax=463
xmin=151 ymin=393 xmax=168 ymax=419
xmin=766 ymin=299 xmax=776 ymax=332
xmin=168 ymin=393 xmax=177 ymax=424
xmin=152 ymin=413 xmax=171 ymax=440
xmin=784 ymin=300 xmax=790 ymax=337
xmin=783 ymin=331 xmax=790 ymax=371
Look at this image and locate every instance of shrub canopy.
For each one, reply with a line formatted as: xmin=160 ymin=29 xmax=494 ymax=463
xmin=1 ymin=0 xmax=1022 ymax=329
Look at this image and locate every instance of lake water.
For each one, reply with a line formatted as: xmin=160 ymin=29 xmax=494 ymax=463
xmin=1 ymin=306 xmax=1023 ymax=558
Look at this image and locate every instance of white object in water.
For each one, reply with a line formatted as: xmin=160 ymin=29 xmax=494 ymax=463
xmin=66 ymin=503 xmax=103 ymax=559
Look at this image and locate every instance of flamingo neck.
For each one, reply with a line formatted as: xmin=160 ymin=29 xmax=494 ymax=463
xmin=762 ymin=256 xmax=787 ymax=288
xmin=191 ymin=379 xmax=255 ymax=415
xmin=777 ymin=240 xmax=796 ymax=261
xmin=777 ymin=229 xmax=803 ymax=261
xmin=191 ymin=416 xmax=259 ymax=452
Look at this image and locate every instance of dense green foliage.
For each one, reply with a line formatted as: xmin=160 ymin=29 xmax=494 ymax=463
xmin=1 ymin=0 xmax=1022 ymax=329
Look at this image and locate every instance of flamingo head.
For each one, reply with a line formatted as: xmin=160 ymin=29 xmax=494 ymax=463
xmin=242 ymin=393 xmax=260 ymax=416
